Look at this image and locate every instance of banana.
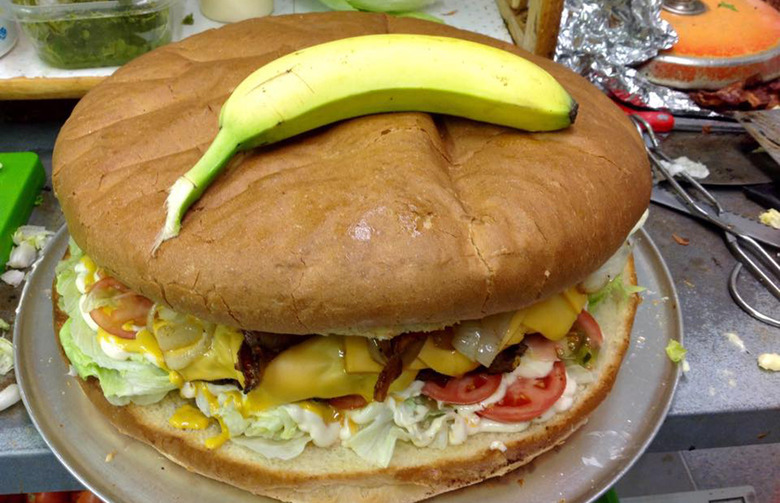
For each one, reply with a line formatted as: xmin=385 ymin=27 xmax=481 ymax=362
xmin=155 ymin=34 xmax=577 ymax=251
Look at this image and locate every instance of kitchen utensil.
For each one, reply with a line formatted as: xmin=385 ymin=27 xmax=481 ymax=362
xmin=0 ymin=152 xmax=44 ymax=268
xmin=640 ymin=0 xmax=780 ymax=90
xmin=615 ymin=102 xmax=744 ymax=134
xmin=651 ymin=185 xmax=780 ymax=248
xmin=631 ymin=115 xmax=780 ymax=328
xmin=660 ymin=132 xmax=777 ymax=185
xmin=743 ymin=183 xmax=780 ymax=211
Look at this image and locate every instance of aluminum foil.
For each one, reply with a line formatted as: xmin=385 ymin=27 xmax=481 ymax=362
xmin=554 ymin=0 xmax=706 ymax=113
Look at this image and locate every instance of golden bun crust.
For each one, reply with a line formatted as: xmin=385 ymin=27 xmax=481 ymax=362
xmin=55 ymin=259 xmax=639 ymax=503
xmin=53 ymin=13 xmax=651 ymax=335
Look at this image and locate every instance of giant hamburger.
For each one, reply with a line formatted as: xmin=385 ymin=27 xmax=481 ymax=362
xmin=52 ymin=12 xmax=651 ymax=503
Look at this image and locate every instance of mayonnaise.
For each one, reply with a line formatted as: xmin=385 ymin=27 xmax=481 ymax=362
xmin=285 ymin=406 xmax=340 ymax=447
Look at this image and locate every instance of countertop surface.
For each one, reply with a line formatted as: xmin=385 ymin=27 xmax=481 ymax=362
xmin=0 ymin=107 xmax=779 ymax=494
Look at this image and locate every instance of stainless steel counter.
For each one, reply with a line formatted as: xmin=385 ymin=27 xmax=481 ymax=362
xmin=1 ymin=104 xmax=778 ymax=494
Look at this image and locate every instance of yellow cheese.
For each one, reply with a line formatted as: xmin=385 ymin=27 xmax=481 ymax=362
xmin=97 ymin=328 xmax=165 ymax=367
xmin=417 ymin=336 xmax=479 ymax=376
xmin=344 ymin=336 xmax=426 ymax=373
xmin=516 ymin=288 xmax=587 ymax=341
xmin=298 ymin=400 xmax=341 ymax=423
xmin=169 ymin=404 xmax=210 ymax=430
xmin=177 ymin=325 xmax=245 ymax=385
xmin=205 ymin=416 xmax=230 ymax=450
xmin=245 ymin=336 xmax=416 ymax=413
xmin=344 ymin=337 xmax=383 ymax=373
xmin=168 ymin=371 xmax=184 ymax=387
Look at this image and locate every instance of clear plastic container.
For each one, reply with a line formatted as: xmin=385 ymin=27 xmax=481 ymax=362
xmin=2 ymin=0 xmax=183 ymax=69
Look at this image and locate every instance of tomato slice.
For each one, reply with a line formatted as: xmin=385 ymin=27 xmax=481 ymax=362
xmin=88 ymin=277 xmax=153 ymax=339
xmin=478 ymin=361 xmax=567 ymax=423
xmin=328 ymin=394 xmax=368 ymax=410
xmin=573 ymin=311 xmax=603 ymax=349
xmin=422 ymin=373 xmax=501 ymax=405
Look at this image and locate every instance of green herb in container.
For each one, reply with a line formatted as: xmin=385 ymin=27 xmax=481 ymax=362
xmin=7 ymin=0 xmax=182 ymax=69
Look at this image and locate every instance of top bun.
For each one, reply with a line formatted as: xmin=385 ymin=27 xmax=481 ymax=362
xmin=53 ymin=12 xmax=651 ymax=336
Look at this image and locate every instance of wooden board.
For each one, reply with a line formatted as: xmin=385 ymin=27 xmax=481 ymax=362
xmin=0 ymin=0 xmax=511 ymax=100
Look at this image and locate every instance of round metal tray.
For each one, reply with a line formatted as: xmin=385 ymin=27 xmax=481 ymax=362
xmin=15 ymin=227 xmax=682 ymax=503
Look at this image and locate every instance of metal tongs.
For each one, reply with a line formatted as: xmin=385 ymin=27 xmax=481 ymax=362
xmin=630 ymin=115 xmax=780 ymax=328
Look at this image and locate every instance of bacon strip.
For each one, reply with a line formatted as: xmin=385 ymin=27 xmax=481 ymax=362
xmin=373 ymin=333 xmax=426 ymax=402
xmin=236 ymin=331 xmax=307 ymax=393
xmin=690 ymin=76 xmax=780 ymax=111
xmin=485 ymin=342 xmax=528 ymax=374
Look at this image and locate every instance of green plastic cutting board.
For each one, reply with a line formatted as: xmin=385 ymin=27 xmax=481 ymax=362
xmin=0 ymin=152 xmax=46 ymax=269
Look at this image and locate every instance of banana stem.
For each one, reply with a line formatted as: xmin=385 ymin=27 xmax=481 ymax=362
xmin=153 ymin=129 xmax=238 ymax=253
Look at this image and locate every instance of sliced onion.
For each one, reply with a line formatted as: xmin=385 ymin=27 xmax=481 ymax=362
xmin=452 ymin=312 xmax=514 ymax=367
xmin=368 ymin=339 xmax=388 ymax=365
xmin=581 ymin=242 xmax=631 ymax=293
xmin=153 ymin=305 xmax=213 ymax=351
xmin=163 ymin=331 xmax=212 ymax=370
xmin=524 ymin=334 xmax=559 ymax=361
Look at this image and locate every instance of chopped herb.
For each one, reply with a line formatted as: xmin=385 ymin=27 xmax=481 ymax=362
xmin=34 ymin=194 xmax=44 ymax=206
xmin=182 ymin=13 xmax=194 ymax=25
xmin=665 ymin=340 xmax=687 ymax=363
xmin=13 ymin=0 xmax=174 ymax=69
xmin=717 ymin=1 xmax=738 ymax=11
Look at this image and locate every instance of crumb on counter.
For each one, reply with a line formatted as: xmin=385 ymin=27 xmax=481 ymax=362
xmin=759 ymin=209 xmax=780 ymax=229
xmin=105 ymin=451 xmax=117 ymax=463
xmin=758 ymin=353 xmax=780 ymax=371
xmin=724 ymin=332 xmax=747 ymax=353
xmin=660 ymin=156 xmax=709 ymax=179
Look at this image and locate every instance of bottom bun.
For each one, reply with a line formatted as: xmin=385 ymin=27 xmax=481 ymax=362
xmin=54 ymin=259 xmax=638 ymax=503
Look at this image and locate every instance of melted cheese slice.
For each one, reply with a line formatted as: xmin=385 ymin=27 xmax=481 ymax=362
xmin=95 ymin=284 xmax=587 ymax=415
xmin=177 ymin=325 xmax=244 ymax=385
xmin=515 ymin=288 xmax=587 ymax=341
xmin=244 ymin=336 xmax=416 ymax=414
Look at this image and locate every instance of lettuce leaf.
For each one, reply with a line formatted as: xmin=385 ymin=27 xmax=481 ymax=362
xmin=588 ymin=274 xmax=645 ymax=312
xmin=245 ymin=406 xmax=305 ymax=441
xmin=60 ymin=320 xmax=174 ymax=405
xmin=346 ymin=0 xmax=436 ymax=11
xmin=315 ymin=0 xmax=441 ymax=22
xmin=665 ymin=340 xmax=687 ymax=363
xmin=317 ymin=0 xmax=358 ymax=10
xmin=55 ymin=240 xmax=175 ymax=405
xmin=343 ymin=405 xmax=407 ymax=467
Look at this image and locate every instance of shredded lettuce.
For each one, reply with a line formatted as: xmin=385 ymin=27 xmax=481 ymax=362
xmin=245 ymin=407 xmax=305 ymax=441
xmin=343 ymin=404 xmax=407 ymax=467
xmin=55 ymin=240 xmax=176 ymax=405
xmin=588 ymin=273 xmax=645 ymax=312
xmin=665 ymin=340 xmax=687 ymax=363
xmin=317 ymin=0 xmax=357 ymax=10
xmin=0 ymin=338 xmax=13 ymax=376
xmin=0 ymin=318 xmax=9 ymax=331
xmin=59 ymin=320 xmax=174 ymax=405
